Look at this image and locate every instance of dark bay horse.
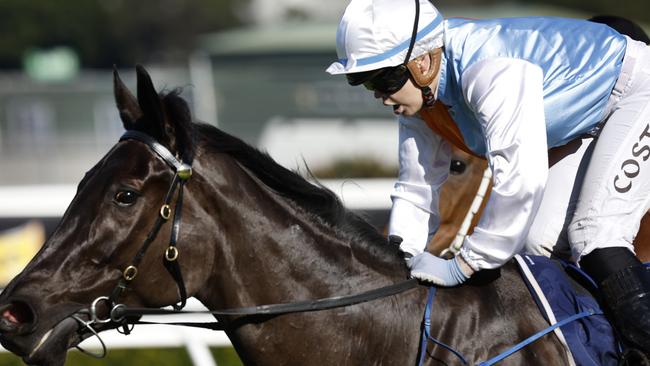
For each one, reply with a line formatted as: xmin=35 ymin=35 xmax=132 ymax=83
xmin=0 ymin=66 xmax=578 ymax=365
xmin=429 ymin=143 xmax=650 ymax=261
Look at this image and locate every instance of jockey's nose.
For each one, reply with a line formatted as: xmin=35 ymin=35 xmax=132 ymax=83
xmin=0 ymin=299 xmax=37 ymax=335
xmin=374 ymin=91 xmax=394 ymax=106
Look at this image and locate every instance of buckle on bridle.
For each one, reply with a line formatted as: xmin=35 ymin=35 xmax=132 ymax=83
xmin=160 ymin=204 xmax=171 ymax=220
xmin=165 ymin=246 xmax=179 ymax=261
xmin=123 ymin=266 xmax=138 ymax=281
xmin=177 ymin=164 xmax=192 ymax=180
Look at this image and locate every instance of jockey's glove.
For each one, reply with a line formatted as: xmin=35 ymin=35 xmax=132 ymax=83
xmin=409 ymin=252 xmax=474 ymax=287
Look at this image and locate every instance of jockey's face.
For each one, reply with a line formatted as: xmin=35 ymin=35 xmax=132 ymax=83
xmin=374 ymin=78 xmax=423 ymax=116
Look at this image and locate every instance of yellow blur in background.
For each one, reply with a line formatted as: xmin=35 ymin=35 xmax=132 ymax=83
xmin=0 ymin=221 xmax=44 ymax=287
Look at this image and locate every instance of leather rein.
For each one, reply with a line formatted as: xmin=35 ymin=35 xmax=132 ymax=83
xmin=73 ymin=130 xmax=418 ymax=356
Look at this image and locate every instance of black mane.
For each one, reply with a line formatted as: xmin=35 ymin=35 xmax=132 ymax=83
xmin=160 ymin=90 xmax=393 ymax=256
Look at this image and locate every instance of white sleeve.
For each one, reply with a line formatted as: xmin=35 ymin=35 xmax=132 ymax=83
xmin=388 ymin=115 xmax=451 ymax=257
xmin=459 ymin=58 xmax=549 ymax=270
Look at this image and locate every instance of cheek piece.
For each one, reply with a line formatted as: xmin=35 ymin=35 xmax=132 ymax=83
xmin=406 ymin=48 xmax=442 ymax=108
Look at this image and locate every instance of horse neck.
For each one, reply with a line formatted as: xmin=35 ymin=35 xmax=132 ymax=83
xmin=190 ymin=154 xmax=407 ymax=311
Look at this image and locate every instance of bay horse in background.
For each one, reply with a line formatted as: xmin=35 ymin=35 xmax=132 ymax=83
xmin=0 ymin=65 xmax=580 ymax=366
xmin=429 ymin=146 xmax=650 ymax=262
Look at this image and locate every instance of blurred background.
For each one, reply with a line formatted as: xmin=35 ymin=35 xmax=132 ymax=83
xmin=0 ymin=0 xmax=648 ymax=365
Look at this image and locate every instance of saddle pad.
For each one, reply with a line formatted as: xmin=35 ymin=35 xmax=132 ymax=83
xmin=514 ymin=254 xmax=619 ymax=366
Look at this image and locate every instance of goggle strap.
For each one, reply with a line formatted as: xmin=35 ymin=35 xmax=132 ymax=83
xmin=403 ymin=0 xmax=421 ymax=65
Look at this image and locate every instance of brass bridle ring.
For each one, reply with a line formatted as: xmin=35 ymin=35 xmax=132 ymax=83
xmin=160 ymin=204 xmax=171 ymax=220
xmin=123 ymin=265 xmax=138 ymax=281
xmin=165 ymin=246 xmax=179 ymax=262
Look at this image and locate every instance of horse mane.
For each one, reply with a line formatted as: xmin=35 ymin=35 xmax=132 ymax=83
xmin=158 ymin=90 xmax=392 ymax=254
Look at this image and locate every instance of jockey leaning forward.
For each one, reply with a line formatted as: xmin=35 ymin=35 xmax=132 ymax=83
xmin=327 ymin=0 xmax=650 ymax=354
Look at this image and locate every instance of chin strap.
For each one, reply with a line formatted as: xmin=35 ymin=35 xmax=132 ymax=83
xmin=421 ymin=86 xmax=436 ymax=107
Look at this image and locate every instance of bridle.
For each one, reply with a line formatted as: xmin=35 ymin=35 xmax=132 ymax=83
xmin=71 ymin=129 xmax=418 ymax=358
xmin=107 ymin=130 xmax=193 ymax=312
xmin=69 ymin=130 xmax=194 ymax=358
xmin=78 ymin=130 xmax=192 ymax=348
xmin=90 ymin=130 xmax=193 ymax=320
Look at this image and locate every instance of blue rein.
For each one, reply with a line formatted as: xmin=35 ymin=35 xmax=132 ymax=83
xmin=418 ymin=287 xmax=468 ymax=365
xmin=416 ymin=286 xmax=602 ymax=366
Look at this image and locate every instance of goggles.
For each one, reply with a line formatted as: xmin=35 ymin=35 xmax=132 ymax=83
xmin=346 ymin=65 xmax=410 ymax=95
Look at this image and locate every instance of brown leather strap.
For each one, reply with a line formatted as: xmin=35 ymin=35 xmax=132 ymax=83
xmin=407 ymin=48 xmax=443 ymax=88
xmin=421 ymin=102 xmax=483 ymax=158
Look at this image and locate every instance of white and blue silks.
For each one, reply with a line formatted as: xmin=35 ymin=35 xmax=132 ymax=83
xmin=389 ymin=17 xmax=650 ymax=270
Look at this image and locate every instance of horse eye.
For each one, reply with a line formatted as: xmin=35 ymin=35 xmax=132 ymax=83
xmin=450 ymin=159 xmax=467 ymax=175
xmin=114 ymin=190 xmax=139 ymax=206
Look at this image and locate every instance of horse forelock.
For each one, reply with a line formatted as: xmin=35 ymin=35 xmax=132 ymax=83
xmin=193 ymin=123 xmax=397 ymax=259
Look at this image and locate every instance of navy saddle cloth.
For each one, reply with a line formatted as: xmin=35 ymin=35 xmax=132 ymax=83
xmin=514 ymin=254 xmax=620 ymax=365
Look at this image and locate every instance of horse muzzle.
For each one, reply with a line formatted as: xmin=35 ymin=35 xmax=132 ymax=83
xmin=0 ymin=298 xmax=39 ymax=336
xmin=0 ymin=296 xmax=87 ymax=366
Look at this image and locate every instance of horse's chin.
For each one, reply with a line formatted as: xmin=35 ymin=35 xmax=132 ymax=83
xmin=22 ymin=317 xmax=80 ymax=366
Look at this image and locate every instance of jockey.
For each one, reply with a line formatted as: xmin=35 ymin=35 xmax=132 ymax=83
xmin=327 ymin=0 xmax=650 ymax=354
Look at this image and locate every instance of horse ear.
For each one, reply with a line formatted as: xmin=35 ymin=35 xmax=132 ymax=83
xmin=113 ymin=66 xmax=142 ymax=130
xmin=135 ymin=65 xmax=171 ymax=141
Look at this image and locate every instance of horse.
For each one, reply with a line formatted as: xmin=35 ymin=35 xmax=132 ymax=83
xmin=0 ymin=65 xmax=579 ymax=366
xmin=430 ymin=144 xmax=650 ymax=262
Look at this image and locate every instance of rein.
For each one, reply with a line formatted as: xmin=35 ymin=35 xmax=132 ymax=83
xmin=110 ymin=278 xmax=419 ymax=329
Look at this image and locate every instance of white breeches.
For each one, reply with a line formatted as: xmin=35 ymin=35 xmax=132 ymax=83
xmin=526 ymin=40 xmax=650 ymax=262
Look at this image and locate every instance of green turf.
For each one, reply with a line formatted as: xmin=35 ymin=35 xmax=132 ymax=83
xmin=0 ymin=347 xmax=243 ymax=366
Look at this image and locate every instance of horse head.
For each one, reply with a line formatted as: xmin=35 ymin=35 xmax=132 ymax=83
xmin=0 ymin=66 xmax=215 ymax=366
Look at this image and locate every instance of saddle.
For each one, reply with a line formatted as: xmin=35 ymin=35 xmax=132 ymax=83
xmin=514 ymin=254 xmax=620 ymax=366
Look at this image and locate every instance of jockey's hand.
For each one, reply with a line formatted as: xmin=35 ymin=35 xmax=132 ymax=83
xmin=408 ymin=252 xmax=474 ymax=287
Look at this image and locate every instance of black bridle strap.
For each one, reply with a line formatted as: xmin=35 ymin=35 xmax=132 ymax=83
xmin=109 ymin=131 xmax=192 ymax=311
xmin=163 ymin=178 xmax=188 ymax=310
xmin=111 ymin=278 xmax=419 ymax=323
xmin=120 ymin=131 xmax=187 ymax=171
xmin=108 ymin=174 xmax=181 ymax=304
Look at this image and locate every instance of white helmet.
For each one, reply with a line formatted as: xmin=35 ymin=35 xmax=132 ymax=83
xmin=326 ymin=0 xmax=444 ymax=75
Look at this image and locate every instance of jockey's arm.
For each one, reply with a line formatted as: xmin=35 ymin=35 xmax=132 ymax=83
xmin=459 ymin=57 xmax=549 ymax=271
xmin=388 ymin=115 xmax=451 ymax=257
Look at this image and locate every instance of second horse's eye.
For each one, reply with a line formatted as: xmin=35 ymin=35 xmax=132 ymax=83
xmin=450 ymin=159 xmax=467 ymax=175
xmin=114 ymin=190 xmax=139 ymax=206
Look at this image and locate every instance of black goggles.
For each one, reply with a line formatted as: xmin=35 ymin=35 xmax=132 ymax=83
xmin=346 ymin=65 xmax=410 ymax=95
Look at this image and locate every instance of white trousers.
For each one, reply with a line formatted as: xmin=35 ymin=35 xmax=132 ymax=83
xmin=526 ymin=39 xmax=650 ymax=263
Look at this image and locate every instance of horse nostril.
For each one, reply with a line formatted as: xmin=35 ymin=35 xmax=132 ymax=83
xmin=0 ymin=301 xmax=36 ymax=334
